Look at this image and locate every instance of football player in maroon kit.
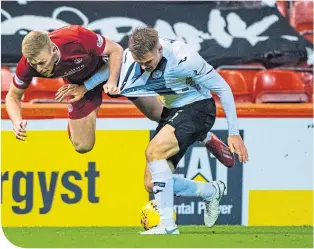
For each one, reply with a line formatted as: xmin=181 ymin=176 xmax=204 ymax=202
xmin=5 ymin=25 xmax=122 ymax=153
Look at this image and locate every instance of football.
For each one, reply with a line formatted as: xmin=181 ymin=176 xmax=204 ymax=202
xmin=140 ymin=200 xmax=176 ymax=230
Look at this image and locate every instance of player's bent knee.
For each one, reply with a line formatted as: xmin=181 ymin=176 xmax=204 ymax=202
xmin=75 ymin=146 xmax=93 ymax=154
xmin=145 ymin=142 xmax=163 ymax=162
xmin=146 ymin=139 xmax=179 ymax=162
xmin=144 ymin=181 xmax=153 ymax=193
xmin=72 ymin=140 xmax=95 ymax=154
xmin=146 ymin=141 xmax=178 ymax=162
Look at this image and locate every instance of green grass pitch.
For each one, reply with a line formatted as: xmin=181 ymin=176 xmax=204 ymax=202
xmin=3 ymin=226 xmax=313 ymax=248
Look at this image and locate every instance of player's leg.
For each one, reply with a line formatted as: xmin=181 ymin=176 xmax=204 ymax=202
xmin=144 ymin=160 xmax=174 ymax=192
xmin=145 ymin=99 xmax=226 ymax=228
xmin=130 ymin=96 xmax=164 ymax=122
xmin=144 ymin=98 xmax=217 ymax=194
xmin=67 ymin=84 xmax=103 ymax=154
xmin=184 ymin=98 xmax=227 ymax=227
xmin=68 ymin=107 xmax=99 ymax=154
xmin=144 ymin=161 xmax=217 ymax=200
xmin=199 ymin=132 xmax=235 ymax=167
xmin=142 ymin=124 xmax=180 ymax=235
xmin=131 ymin=96 xmax=235 ymax=167
xmin=142 ymin=101 xmax=213 ymax=234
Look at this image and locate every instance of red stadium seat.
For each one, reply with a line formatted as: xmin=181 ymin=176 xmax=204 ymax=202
xmin=304 ymin=82 xmax=313 ymax=102
xmin=253 ymin=70 xmax=308 ymax=103
xmin=217 ymin=70 xmax=252 ymax=102
xmin=237 ymin=70 xmax=259 ymax=94
xmin=291 ymin=0 xmax=313 ymax=27
xmin=299 ymin=72 xmax=313 ymax=102
xmin=23 ymin=77 xmax=64 ymax=103
xmin=276 ymin=1 xmax=288 ymax=18
xmin=1 ymin=67 xmax=12 ymax=103
xmin=290 ymin=0 xmax=313 ymax=42
xmin=296 ymin=23 xmax=314 ymax=43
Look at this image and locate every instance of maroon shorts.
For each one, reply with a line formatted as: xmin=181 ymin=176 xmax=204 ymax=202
xmin=68 ymin=83 xmax=104 ymax=120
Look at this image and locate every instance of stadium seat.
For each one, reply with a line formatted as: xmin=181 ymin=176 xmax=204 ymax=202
xmin=23 ymin=77 xmax=64 ymax=103
xmin=1 ymin=66 xmax=12 ymax=103
xmin=216 ymin=64 xmax=264 ymax=95
xmin=299 ymin=72 xmax=313 ymax=102
xmin=217 ymin=70 xmax=252 ymax=102
xmin=237 ymin=70 xmax=259 ymax=94
xmin=296 ymin=23 xmax=314 ymax=43
xmin=276 ymin=1 xmax=288 ymax=18
xmin=304 ymin=82 xmax=313 ymax=102
xmin=290 ymin=0 xmax=313 ymax=42
xmin=253 ymin=70 xmax=309 ymax=103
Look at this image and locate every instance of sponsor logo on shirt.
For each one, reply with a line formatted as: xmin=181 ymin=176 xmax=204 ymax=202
xmin=63 ymin=65 xmax=85 ymax=77
xmin=186 ymin=77 xmax=201 ymax=90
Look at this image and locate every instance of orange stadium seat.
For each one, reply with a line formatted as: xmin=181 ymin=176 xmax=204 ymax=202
xmin=237 ymin=70 xmax=259 ymax=94
xmin=304 ymin=82 xmax=313 ymax=102
xmin=290 ymin=0 xmax=313 ymax=42
xmin=253 ymin=70 xmax=309 ymax=103
xmin=299 ymin=72 xmax=313 ymax=102
xmin=217 ymin=70 xmax=252 ymax=102
xmin=23 ymin=77 xmax=64 ymax=103
xmin=1 ymin=66 xmax=12 ymax=103
xmin=296 ymin=23 xmax=314 ymax=43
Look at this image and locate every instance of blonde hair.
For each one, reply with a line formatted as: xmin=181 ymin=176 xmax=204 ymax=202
xmin=128 ymin=26 xmax=159 ymax=59
xmin=22 ymin=31 xmax=52 ymax=60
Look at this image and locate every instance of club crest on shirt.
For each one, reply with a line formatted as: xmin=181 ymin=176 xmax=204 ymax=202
xmin=152 ymin=70 xmax=163 ymax=79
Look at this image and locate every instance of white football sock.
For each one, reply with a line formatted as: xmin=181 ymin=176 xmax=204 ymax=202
xmin=173 ymin=175 xmax=216 ymax=200
xmin=148 ymin=159 xmax=175 ymax=228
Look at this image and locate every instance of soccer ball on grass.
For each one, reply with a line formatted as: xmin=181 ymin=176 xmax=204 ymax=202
xmin=140 ymin=200 xmax=176 ymax=230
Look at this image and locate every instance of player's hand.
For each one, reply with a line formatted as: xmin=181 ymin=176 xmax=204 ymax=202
xmin=228 ymin=135 xmax=248 ymax=163
xmin=103 ymin=82 xmax=120 ymax=95
xmin=55 ymin=84 xmax=87 ymax=103
xmin=13 ymin=120 xmax=27 ymax=141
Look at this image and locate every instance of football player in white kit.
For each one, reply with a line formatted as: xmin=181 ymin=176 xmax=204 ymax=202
xmin=118 ymin=27 xmax=248 ymax=235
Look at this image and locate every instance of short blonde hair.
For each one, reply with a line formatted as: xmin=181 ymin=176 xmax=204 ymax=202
xmin=22 ymin=31 xmax=52 ymax=60
xmin=128 ymin=26 xmax=159 ymax=59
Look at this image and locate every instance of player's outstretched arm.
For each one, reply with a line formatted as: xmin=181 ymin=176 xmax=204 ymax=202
xmin=69 ymin=27 xmax=123 ymax=97
xmin=203 ymin=73 xmax=248 ymax=163
xmin=202 ymin=70 xmax=248 ymax=163
xmin=5 ymin=83 xmax=27 ymax=141
xmin=175 ymin=49 xmax=248 ymax=163
xmin=206 ymin=74 xmax=248 ymax=163
xmin=55 ymin=65 xmax=111 ymax=103
xmin=228 ymin=135 xmax=248 ymax=163
xmin=80 ymin=38 xmax=123 ymax=96
xmin=101 ymin=37 xmax=123 ymax=95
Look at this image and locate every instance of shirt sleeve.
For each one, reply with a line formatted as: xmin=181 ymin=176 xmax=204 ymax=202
xmin=13 ymin=57 xmax=35 ymax=89
xmin=77 ymin=26 xmax=106 ymax=56
xmin=174 ymin=49 xmax=240 ymax=135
